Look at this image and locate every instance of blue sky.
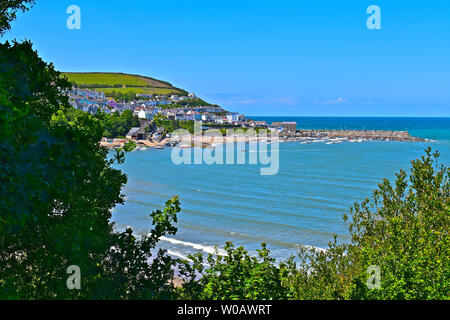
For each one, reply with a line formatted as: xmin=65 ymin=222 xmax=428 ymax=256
xmin=4 ymin=0 xmax=450 ymax=116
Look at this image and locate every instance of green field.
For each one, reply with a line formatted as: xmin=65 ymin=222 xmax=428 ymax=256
xmin=96 ymin=87 xmax=180 ymax=96
xmin=63 ymin=72 xmax=186 ymax=96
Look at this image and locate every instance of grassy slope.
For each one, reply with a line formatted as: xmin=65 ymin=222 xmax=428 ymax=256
xmin=63 ymin=72 xmax=186 ymax=96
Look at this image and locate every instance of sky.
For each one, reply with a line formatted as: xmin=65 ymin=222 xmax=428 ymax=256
xmin=3 ymin=0 xmax=450 ymax=116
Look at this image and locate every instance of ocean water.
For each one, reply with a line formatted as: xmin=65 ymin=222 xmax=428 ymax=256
xmin=111 ymin=117 xmax=450 ymax=261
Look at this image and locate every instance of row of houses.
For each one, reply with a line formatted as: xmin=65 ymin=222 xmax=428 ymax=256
xmin=71 ymin=88 xmax=198 ymax=104
xmin=170 ymin=92 xmax=196 ymax=102
xmin=161 ymin=110 xmax=245 ymax=124
xmin=161 ymin=106 xmax=224 ymax=114
xmin=69 ymin=97 xmax=112 ymax=114
xmin=69 ymin=88 xmax=300 ymax=132
xmin=136 ymin=92 xmax=197 ymax=102
xmin=69 ymin=88 xmax=174 ymax=114
xmin=134 ymin=107 xmax=162 ymax=120
xmin=71 ymin=88 xmax=106 ymax=100
xmin=69 ymin=88 xmax=220 ymax=116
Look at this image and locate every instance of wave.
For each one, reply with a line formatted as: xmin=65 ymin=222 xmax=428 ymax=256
xmin=160 ymin=236 xmax=227 ymax=256
xmin=161 ymin=236 xmax=327 ymax=258
xmin=297 ymin=244 xmax=327 ymax=253
xmin=167 ymin=250 xmax=192 ymax=261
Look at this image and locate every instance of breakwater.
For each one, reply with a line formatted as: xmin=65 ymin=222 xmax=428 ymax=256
xmin=281 ymin=130 xmax=427 ymax=142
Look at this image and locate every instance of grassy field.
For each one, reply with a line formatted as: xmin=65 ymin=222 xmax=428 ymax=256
xmin=63 ymin=72 xmax=186 ymax=96
xmin=95 ymin=87 xmax=180 ymax=95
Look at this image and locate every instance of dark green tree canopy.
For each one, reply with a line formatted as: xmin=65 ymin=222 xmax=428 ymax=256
xmin=0 ymin=0 xmax=35 ymax=35
xmin=0 ymin=17 xmax=180 ymax=299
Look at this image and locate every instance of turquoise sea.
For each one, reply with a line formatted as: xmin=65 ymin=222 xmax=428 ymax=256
xmin=112 ymin=117 xmax=450 ymax=260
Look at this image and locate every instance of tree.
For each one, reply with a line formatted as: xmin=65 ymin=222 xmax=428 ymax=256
xmin=178 ymin=243 xmax=290 ymax=300
xmin=345 ymin=148 xmax=449 ymax=299
xmin=0 ymin=3 xmax=180 ymax=299
xmin=0 ymin=0 xmax=34 ymax=35
xmin=98 ymin=109 xmax=140 ymax=138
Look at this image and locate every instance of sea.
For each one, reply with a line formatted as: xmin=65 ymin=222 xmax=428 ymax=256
xmin=111 ymin=117 xmax=450 ymax=261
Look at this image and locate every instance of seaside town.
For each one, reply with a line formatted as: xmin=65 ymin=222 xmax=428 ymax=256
xmin=68 ymin=88 xmax=428 ymax=150
xmin=69 ymin=87 xmax=242 ymax=123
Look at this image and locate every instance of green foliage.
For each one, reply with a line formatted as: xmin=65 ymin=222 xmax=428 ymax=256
xmin=345 ymin=148 xmax=449 ymax=300
xmin=179 ymin=243 xmax=289 ymax=300
xmin=153 ymin=114 xmax=195 ymax=134
xmin=113 ymin=140 xmax=137 ymax=164
xmin=0 ymin=36 xmax=180 ymax=299
xmin=63 ymin=72 xmax=172 ymax=88
xmin=0 ymin=0 xmax=35 ymax=35
xmin=1 ymin=40 xmax=119 ymax=299
xmin=105 ymin=90 xmax=138 ymax=102
xmin=174 ymin=98 xmax=213 ymax=107
xmin=62 ymin=72 xmax=185 ymax=98
xmin=96 ymin=197 xmax=181 ymax=300
xmin=97 ymin=109 xmax=140 ymax=138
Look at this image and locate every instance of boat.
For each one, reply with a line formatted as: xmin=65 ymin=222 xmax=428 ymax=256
xmin=155 ymin=146 xmax=164 ymax=150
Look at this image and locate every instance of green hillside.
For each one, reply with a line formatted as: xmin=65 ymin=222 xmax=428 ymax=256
xmin=63 ymin=72 xmax=187 ymax=98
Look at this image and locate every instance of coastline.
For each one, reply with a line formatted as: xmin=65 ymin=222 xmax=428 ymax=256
xmin=101 ymin=128 xmax=429 ymax=150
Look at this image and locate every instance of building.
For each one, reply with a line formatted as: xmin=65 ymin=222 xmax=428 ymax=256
xmin=226 ymin=112 xmax=241 ymax=123
xmin=166 ymin=112 xmax=176 ymax=121
xmin=175 ymin=110 xmax=186 ymax=121
xmin=186 ymin=111 xmax=202 ymax=121
xmin=202 ymin=112 xmax=214 ymax=122
xmin=138 ymin=109 xmax=151 ymax=120
xmin=138 ymin=107 xmax=160 ymax=120
xmin=126 ymin=127 xmax=148 ymax=140
xmin=270 ymin=122 xmax=297 ymax=133
xmin=250 ymin=121 xmax=268 ymax=128
xmin=71 ymin=88 xmax=106 ymax=100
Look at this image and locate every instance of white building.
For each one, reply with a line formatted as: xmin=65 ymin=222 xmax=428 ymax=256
xmin=226 ymin=112 xmax=241 ymax=123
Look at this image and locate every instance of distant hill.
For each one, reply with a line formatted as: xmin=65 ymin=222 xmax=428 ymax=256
xmin=62 ymin=72 xmax=188 ymax=97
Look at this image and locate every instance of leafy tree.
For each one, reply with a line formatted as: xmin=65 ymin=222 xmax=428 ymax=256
xmin=0 ymin=3 xmax=180 ymax=299
xmin=107 ymin=90 xmax=137 ymax=102
xmin=344 ymin=148 xmax=449 ymax=300
xmin=178 ymin=243 xmax=289 ymax=300
xmin=99 ymin=109 xmax=140 ymax=138
xmin=0 ymin=0 xmax=34 ymax=35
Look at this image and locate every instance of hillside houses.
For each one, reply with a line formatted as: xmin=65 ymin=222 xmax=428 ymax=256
xmin=136 ymin=107 xmax=162 ymax=120
xmin=68 ymin=87 xmax=252 ymax=127
xmin=227 ymin=112 xmax=244 ymax=123
xmin=170 ymin=92 xmax=196 ymax=102
xmin=157 ymin=108 xmax=246 ymax=125
xmin=71 ymin=88 xmax=106 ymax=100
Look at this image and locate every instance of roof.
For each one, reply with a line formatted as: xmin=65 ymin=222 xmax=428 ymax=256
xmin=126 ymin=127 xmax=140 ymax=136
